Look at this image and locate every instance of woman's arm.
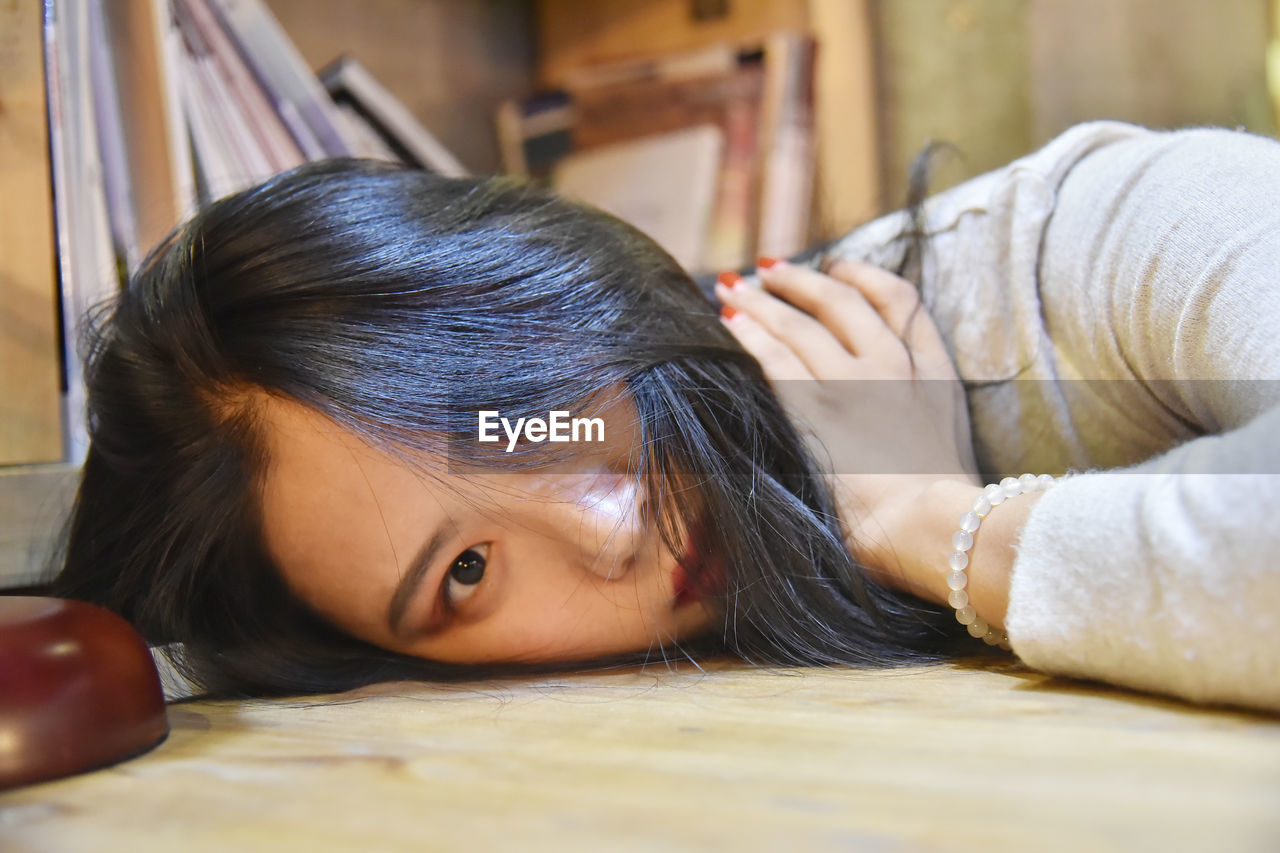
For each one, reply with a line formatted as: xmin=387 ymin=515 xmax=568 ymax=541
xmin=719 ymin=252 xmax=1280 ymax=713
xmin=718 ymin=123 xmax=1280 ymax=712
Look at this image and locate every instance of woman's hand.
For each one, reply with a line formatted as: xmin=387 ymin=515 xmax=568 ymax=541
xmin=715 ymin=257 xmax=981 ymax=604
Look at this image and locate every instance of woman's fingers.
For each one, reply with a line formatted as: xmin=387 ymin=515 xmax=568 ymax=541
xmin=715 ymin=275 xmax=854 ymax=379
xmin=819 ymin=258 xmax=952 ymax=372
xmin=716 ymin=258 xmax=958 ymax=383
xmin=820 ymin=258 xmax=924 ymax=338
xmin=716 ymin=297 xmax=815 ymax=381
xmin=754 ymin=259 xmax=899 ymax=357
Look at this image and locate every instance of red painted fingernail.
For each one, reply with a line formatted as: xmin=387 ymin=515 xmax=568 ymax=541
xmin=757 ymin=256 xmax=781 ymax=269
xmin=717 ymin=271 xmax=743 ymax=289
xmin=720 ymin=305 xmax=738 ymax=320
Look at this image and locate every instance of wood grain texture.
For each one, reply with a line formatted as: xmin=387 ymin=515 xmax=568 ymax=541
xmin=2 ymin=660 xmax=1277 ymax=850
xmin=0 ymin=0 xmax=64 ymax=466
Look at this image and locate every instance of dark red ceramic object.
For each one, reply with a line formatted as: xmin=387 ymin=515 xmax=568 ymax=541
xmin=0 ymin=597 xmax=168 ymax=789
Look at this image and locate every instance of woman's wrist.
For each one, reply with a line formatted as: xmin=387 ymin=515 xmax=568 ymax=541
xmin=870 ymin=477 xmax=1046 ymax=634
xmin=906 ymin=479 xmax=987 ymax=606
xmin=849 ymin=476 xmax=979 ymax=604
xmin=915 ymin=477 xmax=1048 ymax=631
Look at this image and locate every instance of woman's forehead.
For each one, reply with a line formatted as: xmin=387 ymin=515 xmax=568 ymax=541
xmin=254 ymin=396 xmax=648 ymax=569
xmin=256 ymin=400 xmax=443 ymax=576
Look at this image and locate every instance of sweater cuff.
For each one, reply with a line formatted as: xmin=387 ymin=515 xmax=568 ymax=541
xmin=1005 ymin=469 xmax=1280 ymax=711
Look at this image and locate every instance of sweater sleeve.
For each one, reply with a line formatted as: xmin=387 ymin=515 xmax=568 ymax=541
xmin=1008 ymin=417 xmax=1280 ymax=711
xmin=1004 ymin=127 xmax=1280 ymax=712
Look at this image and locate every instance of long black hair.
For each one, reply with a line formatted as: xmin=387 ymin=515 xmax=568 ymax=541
xmin=52 ymin=159 xmax=969 ymax=697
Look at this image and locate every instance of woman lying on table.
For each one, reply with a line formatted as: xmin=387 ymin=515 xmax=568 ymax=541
xmin=53 ymin=121 xmax=1280 ymax=710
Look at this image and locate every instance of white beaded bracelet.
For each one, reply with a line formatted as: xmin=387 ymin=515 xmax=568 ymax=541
xmin=946 ymin=473 xmax=1056 ymax=650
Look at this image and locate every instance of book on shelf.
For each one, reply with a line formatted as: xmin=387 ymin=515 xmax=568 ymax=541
xmin=89 ymin=0 xmax=143 ymax=277
xmin=46 ymin=0 xmax=130 ymax=460
xmin=174 ymin=0 xmax=305 ymax=174
xmin=330 ymin=101 xmax=403 ymax=162
xmin=42 ymin=0 xmax=466 ymax=461
xmin=204 ymin=0 xmax=354 ymax=158
xmin=498 ymin=35 xmax=817 ymax=275
xmin=88 ymin=0 xmax=196 ymax=281
xmin=320 ymin=57 xmax=468 ymax=177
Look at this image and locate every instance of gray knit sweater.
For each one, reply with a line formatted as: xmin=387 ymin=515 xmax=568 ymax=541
xmin=830 ymin=121 xmax=1280 ymax=711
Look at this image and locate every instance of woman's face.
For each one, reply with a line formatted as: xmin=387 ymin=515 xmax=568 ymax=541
xmin=257 ymin=396 xmax=715 ymax=665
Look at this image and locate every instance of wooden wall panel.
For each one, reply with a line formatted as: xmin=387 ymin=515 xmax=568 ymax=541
xmin=872 ymin=0 xmax=1273 ymax=212
xmin=872 ymin=0 xmax=1034 ymax=208
xmin=1028 ymin=0 xmax=1274 ymax=143
xmin=1274 ymin=0 xmax=1280 ymax=128
xmin=0 ymin=0 xmax=64 ymax=466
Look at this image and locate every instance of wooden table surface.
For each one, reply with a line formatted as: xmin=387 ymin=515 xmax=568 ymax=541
xmin=3 ymin=658 xmax=1278 ymax=852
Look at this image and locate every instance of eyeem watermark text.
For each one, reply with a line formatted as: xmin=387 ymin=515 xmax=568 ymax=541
xmin=477 ymin=411 xmax=605 ymax=452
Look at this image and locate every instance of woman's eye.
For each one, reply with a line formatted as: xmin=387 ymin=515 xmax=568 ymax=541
xmin=443 ymin=546 xmax=487 ymax=607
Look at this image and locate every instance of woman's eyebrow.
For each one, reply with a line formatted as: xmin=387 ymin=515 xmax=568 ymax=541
xmin=386 ymin=525 xmax=452 ymax=635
